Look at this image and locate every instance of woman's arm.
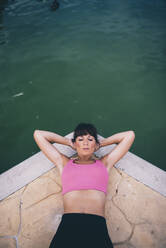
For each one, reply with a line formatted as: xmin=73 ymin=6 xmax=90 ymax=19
xmin=100 ymin=130 xmax=135 ymax=170
xmin=33 ymin=130 xmax=71 ymax=173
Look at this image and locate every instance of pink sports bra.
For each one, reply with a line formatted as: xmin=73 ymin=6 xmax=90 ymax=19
xmin=61 ymin=159 xmax=109 ymax=195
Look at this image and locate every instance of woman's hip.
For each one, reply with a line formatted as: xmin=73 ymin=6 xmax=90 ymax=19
xmin=49 ymin=212 xmax=113 ymax=248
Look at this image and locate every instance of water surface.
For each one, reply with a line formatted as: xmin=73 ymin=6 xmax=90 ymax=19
xmin=0 ymin=0 xmax=166 ymax=173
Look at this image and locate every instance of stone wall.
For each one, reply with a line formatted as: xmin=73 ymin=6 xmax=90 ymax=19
xmin=0 ymin=165 xmax=166 ymax=248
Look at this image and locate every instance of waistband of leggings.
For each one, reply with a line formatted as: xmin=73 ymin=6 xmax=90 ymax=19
xmin=62 ymin=212 xmax=106 ymax=222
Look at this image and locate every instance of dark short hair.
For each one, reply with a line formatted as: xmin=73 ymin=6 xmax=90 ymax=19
xmin=72 ymin=123 xmax=99 ymax=143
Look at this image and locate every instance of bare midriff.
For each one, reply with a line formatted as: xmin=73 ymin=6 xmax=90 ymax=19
xmin=62 ymin=189 xmax=106 ymax=218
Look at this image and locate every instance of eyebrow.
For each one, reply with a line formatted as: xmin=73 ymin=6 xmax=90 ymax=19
xmin=85 ymin=135 xmax=94 ymax=138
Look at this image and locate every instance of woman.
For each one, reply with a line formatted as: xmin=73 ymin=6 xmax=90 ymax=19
xmin=33 ymin=123 xmax=135 ymax=248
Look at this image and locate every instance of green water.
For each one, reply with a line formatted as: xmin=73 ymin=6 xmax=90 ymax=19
xmin=0 ymin=0 xmax=166 ymax=174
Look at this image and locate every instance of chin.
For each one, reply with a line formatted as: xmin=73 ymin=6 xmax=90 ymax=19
xmin=82 ymin=151 xmax=93 ymax=156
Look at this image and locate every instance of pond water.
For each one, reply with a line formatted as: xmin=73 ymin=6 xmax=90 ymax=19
xmin=0 ymin=0 xmax=166 ymax=173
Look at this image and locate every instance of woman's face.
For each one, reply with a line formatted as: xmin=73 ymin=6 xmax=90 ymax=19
xmin=74 ymin=134 xmax=97 ymax=156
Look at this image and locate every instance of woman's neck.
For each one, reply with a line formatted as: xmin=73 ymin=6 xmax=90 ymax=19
xmin=74 ymin=155 xmax=95 ymax=164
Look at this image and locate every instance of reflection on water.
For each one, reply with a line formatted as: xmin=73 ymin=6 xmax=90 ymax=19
xmin=0 ymin=0 xmax=166 ymax=173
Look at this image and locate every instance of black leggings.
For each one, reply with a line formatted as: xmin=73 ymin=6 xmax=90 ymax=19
xmin=49 ymin=213 xmax=113 ymax=248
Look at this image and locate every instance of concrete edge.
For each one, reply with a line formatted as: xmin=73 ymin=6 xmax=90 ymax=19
xmin=0 ymin=133 xmax=166 ymax=201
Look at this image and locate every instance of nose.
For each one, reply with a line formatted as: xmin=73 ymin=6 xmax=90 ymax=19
xmin=83 ymin=139 xmax=88 ymax=145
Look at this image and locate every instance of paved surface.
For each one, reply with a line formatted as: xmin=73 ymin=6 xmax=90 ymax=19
xmin=0 ymin=166 xmax=166 ymax=248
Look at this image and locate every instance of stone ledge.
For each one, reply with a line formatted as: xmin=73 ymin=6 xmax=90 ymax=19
xmin=0 ymin=133 xmax=166 ymax=201
xmin=1 ymin=166 xmax=166 ymax=248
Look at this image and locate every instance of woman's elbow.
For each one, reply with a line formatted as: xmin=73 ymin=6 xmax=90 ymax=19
xmin=128 ymin=130 xmax=135 ymax=141
xmin=33 ymin=130 xmax=41 ymax=139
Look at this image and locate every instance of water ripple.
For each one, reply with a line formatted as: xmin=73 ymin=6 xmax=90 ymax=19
xmin=6 ymin=0 xmax=47 ymax=17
